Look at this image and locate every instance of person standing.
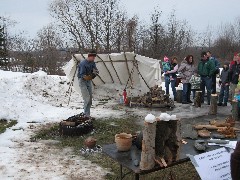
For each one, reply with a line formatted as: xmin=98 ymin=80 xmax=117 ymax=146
xmin=189 ymin=70 xmax=201 ymax=99
xmin=178 ymin=55 xmax=195 ymax=104
xmin=218 ymin=62 xmax=230 ymax=106
xmin=198 ymin=52 xmax=215 ymax=105
xmin=229 ymin=55 xmax=240 ymax=101
xmin=165 ymin=57 xmax=178 ymax=101
xmin=78 ymin=50 xmax=99 ymax=117
xmin=207 ymin=51 xmax=220 ymax=94
xmin=230 ymin=52 xmax=239 ymax=70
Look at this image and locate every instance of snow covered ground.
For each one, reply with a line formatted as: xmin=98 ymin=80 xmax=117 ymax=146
xmin=0 ymin=69 xmax=229 ymax=179
xmin=0 ymin=70 xmax=127 ymax=180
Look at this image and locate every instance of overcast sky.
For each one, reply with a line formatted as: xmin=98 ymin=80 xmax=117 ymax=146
xmin=1 ymin=0 xmax=240 ymax=37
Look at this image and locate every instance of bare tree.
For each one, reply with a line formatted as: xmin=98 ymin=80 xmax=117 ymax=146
xmin=49 ymin=0 xmax=127 ymax=53
xmin=35 ymin=24 xmax=64 ymax=74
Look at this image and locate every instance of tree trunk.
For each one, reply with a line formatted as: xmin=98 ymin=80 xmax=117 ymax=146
xmin=194 ymin=91 xmax=202 ymax=108
xmin=140 ymin=121 xmax=156 ymax=170
xmin=209 ymin=94 xmax=218 ymax=115
xmin=176 ymin=89 xmax=182 ymax=103
xmin=232 ymin=100 xmax=239 ymax=121
xmin=155 ymin=120 xmax=180 ymax=165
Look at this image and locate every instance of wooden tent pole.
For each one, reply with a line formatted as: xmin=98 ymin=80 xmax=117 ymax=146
xmin=123 ymin=52 xmax=132 ymax=85
xmin=133 ymin=56 xmax=151 ymax=90
xmin=96 ymin=54 xmax=114 ymax=83
xmin=108 ymin=54 xmax=122 ymax=85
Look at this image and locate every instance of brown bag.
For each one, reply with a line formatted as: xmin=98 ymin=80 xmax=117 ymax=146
xmin=83 ymin=75 xmax=93 ymax=81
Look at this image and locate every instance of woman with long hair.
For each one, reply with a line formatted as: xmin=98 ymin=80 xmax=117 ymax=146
xmin=178 ymin=55 xmax=195 ymax=104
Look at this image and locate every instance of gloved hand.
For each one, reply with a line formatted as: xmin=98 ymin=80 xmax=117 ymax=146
xmin=91 ymin=69 xmax=99 ymax=79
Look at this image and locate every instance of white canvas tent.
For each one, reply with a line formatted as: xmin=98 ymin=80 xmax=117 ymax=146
xmin=63 ymin=52 xmax=162 ymax=94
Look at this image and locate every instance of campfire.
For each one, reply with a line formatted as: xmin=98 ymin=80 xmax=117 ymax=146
xmin=59 ymin=113 xmax=93 ymax=136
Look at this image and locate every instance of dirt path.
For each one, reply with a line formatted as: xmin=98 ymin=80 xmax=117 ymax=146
xmin=0 ymin=124 xmax=107 ymax=180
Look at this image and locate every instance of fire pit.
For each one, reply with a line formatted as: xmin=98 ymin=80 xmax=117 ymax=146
xmin=59 ymin=113 xmax=93 ymax=136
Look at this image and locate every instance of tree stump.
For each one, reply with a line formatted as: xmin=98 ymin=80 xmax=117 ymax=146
xmin=194 ymin=91 xmax=202 ymax=108
xmin=140 ymin=121 xmax=157 ymax=170
xmin=155 ymin=120 xmax=180 ymax=165
xmin=232 ymin=100 xmax=239 ymax=121
xmin=176 ymin=89 xmax=182 ymax=103
xmin=209 ymin=94 xmax=218 ymax=115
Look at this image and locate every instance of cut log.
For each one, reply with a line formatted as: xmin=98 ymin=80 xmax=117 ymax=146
xmin=194 ymin=91 xmax=202 ymax=108
xmin=176 ymin=89 xmax=182 ymax=103
xmin=155 ymin=120 xmax=180 ymax=165
xmin=232 ymin=100 xmax=239 ymax=121
xmin=209 ymin=94 xmax=218 ymax=115
xmin=140 ymin=121 xmax=156 ymax=170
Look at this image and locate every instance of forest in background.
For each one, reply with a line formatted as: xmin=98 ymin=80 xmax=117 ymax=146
xmin=1 ymin=0 xmax=240 ymax=75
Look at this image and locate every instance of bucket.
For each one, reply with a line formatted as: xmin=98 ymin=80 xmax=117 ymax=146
xmin=115 ymin=133 xmax=132 ymax=151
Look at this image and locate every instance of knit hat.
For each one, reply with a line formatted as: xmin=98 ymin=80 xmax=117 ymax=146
xmin=88 ymin=50 xmax=97 ymax=57
xmin=224 ymin=61 xmax=229 ymax=66
xmin=164 ymin=56 xmax=169 ymax=62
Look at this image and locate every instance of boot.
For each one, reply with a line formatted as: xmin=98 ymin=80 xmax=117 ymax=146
xmin=217 ymin=103 xmax=223 ymax=106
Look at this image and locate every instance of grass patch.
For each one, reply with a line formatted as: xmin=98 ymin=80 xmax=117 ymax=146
xmin=33 ymin=117 xmax=200 ymax=180
xmin=0 ymin=119 xmax=18 ymax=134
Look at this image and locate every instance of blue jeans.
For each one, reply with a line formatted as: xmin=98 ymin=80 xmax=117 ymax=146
xmin=200 ymin=76 xmax=212 ymax=104
xmin=182 ymin=83 xmax=191 ymax=103
xmin=79 ymin=78 xmax=92 ymax=116
xmin=165 ymin=75 xmax=176 ymax=99
xmin=219 ymin=85 xmax=229 ymax=104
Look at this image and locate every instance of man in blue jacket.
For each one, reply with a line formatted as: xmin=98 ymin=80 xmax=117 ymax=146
xmin=207 ymin=51 xmax=220 ymax=94
xmin=78 ymin=50 xmax=98 ymax=117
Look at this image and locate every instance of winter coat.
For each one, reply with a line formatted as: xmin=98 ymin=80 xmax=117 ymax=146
xmin=189 ymin=75 xmax=201 ymax=90
xmin=209 ymin=56 xmax=220 ymax=74
xmin=162 ymin=62 xmax=171 ymax=72
xmin=229 ymin=62 xmax=240 ymax=84
xmin=197 ymin=59 xmax=215 ymax=77
xmin=219 ymin=67 xmax=230 ymax=85
xmin=177 ymin=59 xmax=195 ymax=83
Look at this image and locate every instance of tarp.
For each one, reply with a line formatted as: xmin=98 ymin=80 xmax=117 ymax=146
xmin=63 ymin=52 xmax=161 ymax=94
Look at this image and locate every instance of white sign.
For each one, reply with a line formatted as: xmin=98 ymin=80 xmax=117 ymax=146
xmin=192 ymin=148 xmax=232 ymax=180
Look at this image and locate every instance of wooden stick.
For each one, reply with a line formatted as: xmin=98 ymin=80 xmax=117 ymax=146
xmin=96 ymin=54 xmax=114 ymax=83
xmin=95 ymin=60 xmax=135 ymax=63
xmin=209 ymin=94 xmax=218 ymax=115
xmin=123 ymin=52 xmax=132 ymax=86
xmin=108 ymin=54 xmax=122 ymax=85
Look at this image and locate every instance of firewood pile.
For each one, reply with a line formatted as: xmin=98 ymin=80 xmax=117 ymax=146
xmin=131 ymin=85 xmax=174 ymax=108
xmin=194 ymin=116 xmax=239 ymax=139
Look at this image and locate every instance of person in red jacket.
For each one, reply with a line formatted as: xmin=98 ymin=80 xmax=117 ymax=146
xmin=230 ymin=52 xmax=239 ymax=70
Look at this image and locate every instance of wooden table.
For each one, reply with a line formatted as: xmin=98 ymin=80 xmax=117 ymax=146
xmin=102 ymin=139 xmax=225 ymax=180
